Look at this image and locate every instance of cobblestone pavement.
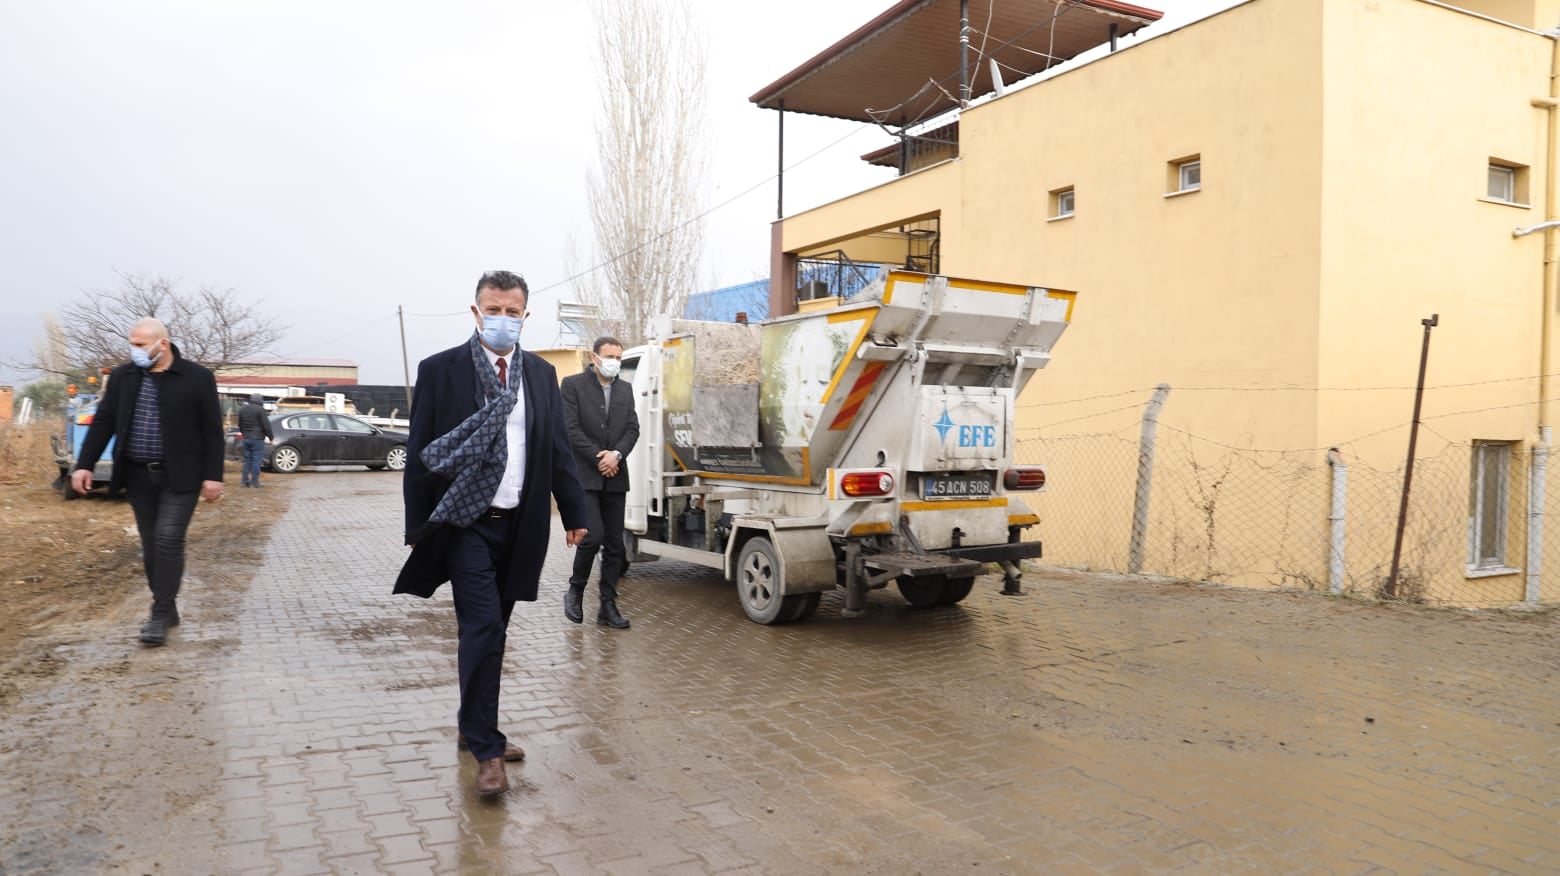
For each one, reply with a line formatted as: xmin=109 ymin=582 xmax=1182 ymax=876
xmin=4 ymin=471 xmax=1559 ymax=875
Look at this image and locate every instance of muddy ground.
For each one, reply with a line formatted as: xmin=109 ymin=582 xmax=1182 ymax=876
xmin=0 ymin=424 xmax=287 ymax=703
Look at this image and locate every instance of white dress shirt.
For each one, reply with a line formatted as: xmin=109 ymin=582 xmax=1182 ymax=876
xmin=481 ymin=347 xmax=526 ymax=509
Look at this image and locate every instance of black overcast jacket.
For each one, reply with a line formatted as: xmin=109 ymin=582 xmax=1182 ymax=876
xmin=75 ymin=342 xmax=225 ymax=493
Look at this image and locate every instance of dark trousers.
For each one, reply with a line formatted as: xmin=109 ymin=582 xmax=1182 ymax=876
xmin=569 ymin=490 xmax=626 ymax=602
xmin=123 ymin=464 xmax=200 ymax=619
xmin=448 ymin=514 xmax=518 ymax=763
xmin=241 ymin=438 xmax=266 ymax=485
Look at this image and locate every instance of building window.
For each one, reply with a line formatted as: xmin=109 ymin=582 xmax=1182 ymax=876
xmin=1179 ymin=160 xmax=1201 ymax=191
xmin=1050 ymin=187 xmax=1075 ymax=220
xmin=1467 ymin=441 xmax=1511 ymax=571
xmin=1488 ymin=165 xmax=1515 ymax=202
xmin=1485 ymin=160 xmax=1528 ymax=205
xmin=1165 ymin=154 xmax=1201 ymax=197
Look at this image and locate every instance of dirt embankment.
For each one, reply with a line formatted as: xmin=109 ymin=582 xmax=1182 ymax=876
xmin=0 ymin=423 xmax=288 ymax=705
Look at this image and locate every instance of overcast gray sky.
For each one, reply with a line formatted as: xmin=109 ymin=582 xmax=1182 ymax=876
xmin=0 ymin=0 xmax=1235 ymax=387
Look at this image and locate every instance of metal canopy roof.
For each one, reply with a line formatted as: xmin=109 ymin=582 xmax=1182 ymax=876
xmin=750 ymin=0 xmax=1163 ymax=125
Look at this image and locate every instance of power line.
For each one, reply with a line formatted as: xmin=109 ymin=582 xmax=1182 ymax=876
xmin=530 ymin=123 xmax=874 ymax=297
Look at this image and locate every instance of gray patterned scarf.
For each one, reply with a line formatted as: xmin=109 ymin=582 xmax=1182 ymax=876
xmin=421 ymin=335 xmax=517 ymax=528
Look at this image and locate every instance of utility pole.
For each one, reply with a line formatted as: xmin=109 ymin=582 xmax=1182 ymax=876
xmin=398 ymin=305 xmax=413 ymax=413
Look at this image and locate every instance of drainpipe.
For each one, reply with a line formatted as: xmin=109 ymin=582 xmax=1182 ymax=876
xmin=1514 ymin=32 xmax=1560 ymax=605
xmin=1327 ymin=448 xmax=1347 ymax=595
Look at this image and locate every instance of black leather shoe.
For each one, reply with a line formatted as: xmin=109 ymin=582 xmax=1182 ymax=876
xmin=139 ymin=617 xmax=168 ymax=645
xmin=563 ymin=583 xmax=585 ymax=624
xmin=167 ymin=608 xmax=180 ymax=627
xmin=596 ymin=600 xmax=630 ymax=629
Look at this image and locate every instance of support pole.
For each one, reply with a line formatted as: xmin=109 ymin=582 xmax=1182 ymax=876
xmin=776 ymin=101 xmax=785 ymax=220
xmin=1128 ymin=384 xmax=1171 ymax=574
xmin=1327 ymin=448 xmax=1347 ymax=595
xmin=959 ymin=0 xmax=970 ymax=107
xmin=1386 ymin=314 xmax=1439 ymax=597
xmin=398 ymin=305 xmax=413 ymax=413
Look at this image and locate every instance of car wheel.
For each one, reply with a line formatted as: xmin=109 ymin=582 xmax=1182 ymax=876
xmin=271 ymin=445 xmax=302 ymax=473
xmin=385 ymin=445 xmax=408 ymax=472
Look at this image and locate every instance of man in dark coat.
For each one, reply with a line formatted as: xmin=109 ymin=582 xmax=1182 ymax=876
xmin=236 ymin=393 xmax=273 ymax=487
xmin=72 ymin=318 xmax=225 ymax=646
xmin=560 ymin=336 xmax=640 ymax=629
xmin=394 ymin=270 xmax=588 ymax=797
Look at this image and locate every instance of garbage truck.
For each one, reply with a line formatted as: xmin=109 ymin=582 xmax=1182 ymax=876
xmin=616 ymin=269 xmax=1074 ymax=624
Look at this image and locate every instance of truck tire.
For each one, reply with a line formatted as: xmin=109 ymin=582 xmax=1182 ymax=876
xmin=936 ymin=576 xmax=976 ymax=606
xmin=897 ymin=575 xmax=943 ymax=608
xmin=735 ymin=536 xmax=808 ymax=625
xmin=621 ymin=531 xmax=636 ymax=579
xmin=786 ymin=591 xmax=821 ymax=622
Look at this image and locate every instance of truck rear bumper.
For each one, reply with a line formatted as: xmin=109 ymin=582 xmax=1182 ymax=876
xmin=943 ymin=541 xmax=1043 ymax=565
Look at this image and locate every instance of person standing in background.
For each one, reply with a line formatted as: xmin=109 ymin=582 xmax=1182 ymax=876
xmin=236 ymin=393 xmax=273 ymax=487
xmin=560 ymin=336 xmax=639 ymax=629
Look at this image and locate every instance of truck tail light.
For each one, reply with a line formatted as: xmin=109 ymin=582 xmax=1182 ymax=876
xmin=841 ymin=471 xmax=895 ymax=497
xmin=1003 ymin=466 xmax=1046 ymax=491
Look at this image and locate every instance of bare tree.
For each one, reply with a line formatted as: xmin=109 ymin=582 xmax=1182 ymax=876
xmin=576 ymin=0 xmax=708 ymax=346
xmin=19 ymin=272 xmax=286 ymax=378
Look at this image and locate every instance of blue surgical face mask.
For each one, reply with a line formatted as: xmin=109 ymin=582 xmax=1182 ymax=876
xmin=479 ymin=315 xmax=523 ymax=351
xmin=129 ymin=341 xmax=159 ymax=369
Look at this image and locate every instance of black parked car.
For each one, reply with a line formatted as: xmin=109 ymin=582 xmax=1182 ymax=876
xmin=235 ymin=412 xmax=410 ymax=473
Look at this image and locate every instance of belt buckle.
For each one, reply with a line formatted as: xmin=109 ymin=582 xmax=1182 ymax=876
xmin=145 ymin=461 xmax=164 ymax=472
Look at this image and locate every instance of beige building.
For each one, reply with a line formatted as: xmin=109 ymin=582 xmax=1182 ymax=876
xmin=753 ymin=0 xmax=1560 ymax=606
xmin=218 ymin=357 xmax=359 ymax=389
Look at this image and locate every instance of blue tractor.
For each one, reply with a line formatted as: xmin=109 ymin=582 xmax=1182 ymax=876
xmin=51 ymin=376 xmax=115 ymax=499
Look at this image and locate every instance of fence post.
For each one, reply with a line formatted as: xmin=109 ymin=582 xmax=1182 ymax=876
xmin=1327 ymin=448 xmax=1347 ymax=595
xmin=1128 ymin=384 xmax=1171 ymax=574
xmin=1528 ymin=428 xmax=1550 ymax=605
xmin=1387 ymin=314 xmax=1439 ymax=597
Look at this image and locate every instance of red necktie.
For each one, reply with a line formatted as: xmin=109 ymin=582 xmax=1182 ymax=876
xmin=496 ymin=356 xmax=508 ymax=388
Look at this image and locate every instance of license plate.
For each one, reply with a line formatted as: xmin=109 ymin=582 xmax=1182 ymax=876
xmin=921 ymin=473 xmax=994 ymax=500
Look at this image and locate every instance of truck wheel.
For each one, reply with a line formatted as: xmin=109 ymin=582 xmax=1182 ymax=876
xmin=271 ymin=445 xmax=302 ymax=473
xmin=735 ymin=536 xmax=806 ymax=625
xmin=936 ymin=576 xmax=976 ymax=606
xmin=621 ymin=531 xmax=636 ymax=578
xmin=786 ymin=591 xmax=821 ymax=622
xmin=897 ymin=575 xmax=944 ymax=608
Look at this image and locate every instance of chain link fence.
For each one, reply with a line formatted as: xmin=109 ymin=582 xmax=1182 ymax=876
xmin=1017 ymin=398 xmax=1560 ymax=609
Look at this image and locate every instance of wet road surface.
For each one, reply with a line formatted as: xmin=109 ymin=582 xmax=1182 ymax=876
xmin=2 ymin=471 xmax=1557 ymax=874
